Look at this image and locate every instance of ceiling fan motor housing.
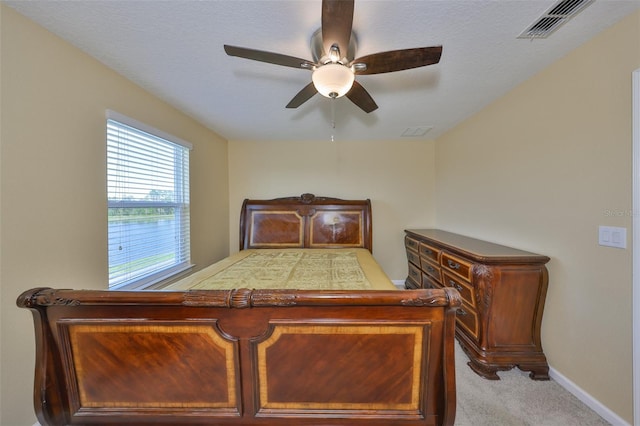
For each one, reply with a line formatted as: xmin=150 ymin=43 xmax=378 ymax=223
xmin=311 ymin=28 xmax=357 ymax=64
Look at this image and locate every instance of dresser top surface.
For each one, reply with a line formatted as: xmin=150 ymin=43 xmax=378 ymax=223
xmin=405 ymin=229 xmax=550 ymax=264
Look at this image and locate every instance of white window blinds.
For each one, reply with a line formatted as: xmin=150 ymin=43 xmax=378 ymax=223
xmin=107 ymin=113 xmax=191 ymax=289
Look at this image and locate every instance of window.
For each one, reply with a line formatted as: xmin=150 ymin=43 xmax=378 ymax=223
xmin=107 ymin=111 xmax=192 ymax=289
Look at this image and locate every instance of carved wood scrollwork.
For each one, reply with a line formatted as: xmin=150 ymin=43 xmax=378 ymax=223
xmin=183 ymin=289 xmax=299 ymax=308
xmin=18 ymin=288 xmax=81 ymax=307
xmin=300 ymin=193 xmax=316 ymax=204
xmin=184 ymin=288 xmax=254 ymax=308
xmin=229 ymin=288 xmax=254 ymax=308
xmin=400 ymin=296 xmax=441 ymax=306
xmin=183 ymin=291 xmax=234 ymax=307
xmin=472 ymin=264 xmax=494 ymax=312
xmin=401 ymin=288 xmax=461 ymax=307
xmin=271 ymin=193 xmax=337 ymax=205
xmin=250 ymin=290 xmax=298 ymax=306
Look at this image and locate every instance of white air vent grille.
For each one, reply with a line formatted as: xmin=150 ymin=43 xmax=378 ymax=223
xmin=401 ymin=126 xmax=432 ymax=137
xmin=518 ymin=0 xmax=594 ymax=39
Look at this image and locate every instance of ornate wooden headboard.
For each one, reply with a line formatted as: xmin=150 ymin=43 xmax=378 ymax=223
xmin=239 ymin=193 xmax=373 ymax=252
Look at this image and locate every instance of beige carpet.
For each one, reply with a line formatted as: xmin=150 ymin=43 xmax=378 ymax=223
xmin=454 ymin=342 xmax=610 ymax=426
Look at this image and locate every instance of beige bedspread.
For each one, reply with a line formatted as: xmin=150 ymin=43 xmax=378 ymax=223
xmin=165 ymin=248 xmax=396 ymax=291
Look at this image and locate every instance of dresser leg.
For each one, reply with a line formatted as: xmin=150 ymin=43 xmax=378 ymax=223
xmin=460 ymin=337 xmax=550 ymax=380
xmin=517 ymin=364 xmax=550 ymax=380
xmin=466 ymin=358 xmax=512 ymax=380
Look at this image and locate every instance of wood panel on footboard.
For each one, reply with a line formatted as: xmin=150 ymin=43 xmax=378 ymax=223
xmin=18 ymin=287 xmax=461 ymax=426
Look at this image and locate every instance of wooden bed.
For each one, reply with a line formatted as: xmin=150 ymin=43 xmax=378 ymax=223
xmin=18 ymin=194 xmax=461 ymax=426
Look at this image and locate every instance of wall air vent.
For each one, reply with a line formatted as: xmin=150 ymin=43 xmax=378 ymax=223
xmin=518 ymin=0 xmax=594 ymax=39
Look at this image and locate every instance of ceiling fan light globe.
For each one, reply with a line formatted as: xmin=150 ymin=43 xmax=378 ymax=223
xmin=312 ymin=63 xmax=355 ymax=98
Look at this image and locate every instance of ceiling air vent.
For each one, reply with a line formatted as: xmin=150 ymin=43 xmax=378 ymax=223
xmin=518 ymin=0 xmax=594 ymax=39
xmin=401 ymin=126 xmax=432 ymax=137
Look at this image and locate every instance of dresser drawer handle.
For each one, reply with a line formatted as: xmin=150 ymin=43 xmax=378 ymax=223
xmin=457 ymin=308 xmax=468 ymax=316
xmin=422 ymin=248 xmax=433 ymax=255
xmin=447 ymin=259 xmax=461 ymax=270
xmin=410 ymin=269 xmax=419 ymax=278
xmin=449 ymin=280 xmax=463 ymax=292
xmin=427 ymin=266 xmax=435 ymax=273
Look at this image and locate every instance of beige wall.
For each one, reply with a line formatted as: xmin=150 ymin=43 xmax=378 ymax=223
xmin=3 ymin=2 xmax=639 ymax=425
xmin=228 ymin=139 xmax=436 ymax=279
xmin=0 ymin=6 xmax=229 ymax=425
xmin=435 ymin=11 xmax=640 ymax=423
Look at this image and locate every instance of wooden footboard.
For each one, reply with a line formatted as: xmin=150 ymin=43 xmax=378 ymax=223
xmin=17 ymin=287 xmax=460 ymax=426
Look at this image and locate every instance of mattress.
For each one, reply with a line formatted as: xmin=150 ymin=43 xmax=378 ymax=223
xmin=164 ymin=248 xmax=396 ymax=291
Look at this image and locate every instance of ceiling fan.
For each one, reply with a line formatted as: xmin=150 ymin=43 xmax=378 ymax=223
xmin=223 ymin=0 xmax=442 ymax=113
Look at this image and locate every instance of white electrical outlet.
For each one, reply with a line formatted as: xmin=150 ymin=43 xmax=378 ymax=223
xmin=598 ymin=226 xmax=627 ymax=249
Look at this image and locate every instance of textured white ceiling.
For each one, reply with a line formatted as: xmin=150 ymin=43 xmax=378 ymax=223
xmin=6 ymin=0 xmax=640 ymax=142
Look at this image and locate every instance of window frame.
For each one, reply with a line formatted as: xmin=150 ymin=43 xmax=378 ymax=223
xmin=106 ymin=110 xmax=193 ymax=290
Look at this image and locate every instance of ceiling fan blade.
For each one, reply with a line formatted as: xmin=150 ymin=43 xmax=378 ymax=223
xmin=346 ymin=81 xmax=378 ymax=113
xmin=286 ymin=82 xmax=318 ymax=108
xmin=353 ymin=46 xmax=442 ymax=75
xmin=224 ymin=45 xmax=315 ymax=70
xmin=321 ymin=0 xmax=354 ymax=58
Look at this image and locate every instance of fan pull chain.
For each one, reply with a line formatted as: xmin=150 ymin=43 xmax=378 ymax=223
xmin=330 ymin=96 xmax=336 ymax=142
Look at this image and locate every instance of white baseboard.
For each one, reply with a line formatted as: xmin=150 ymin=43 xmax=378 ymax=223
xmin=392 ymin=279 xmax=405 ymax=289
xmin=549 ymin=365 xmax=629 ymax=426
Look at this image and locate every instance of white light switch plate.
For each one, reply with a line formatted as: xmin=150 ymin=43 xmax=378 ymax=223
xmin=599 ymin=226 xmax=627 ymax=249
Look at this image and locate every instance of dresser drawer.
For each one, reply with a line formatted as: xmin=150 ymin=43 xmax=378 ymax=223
xmin=407 ymin=262 xmax=421 ymax=285
xmin=419 ymin=242 xmax=440 ymax=263
xmin=406 ymin=248 xmax=420 ymax=267
xmin=422 ymin=273 xmax=443 ymax=289
xmin=456 ymin=302 xmax=479 ymax=340
xmin=441 ymin=252 xmax=472 ymax=281
xmin=405 ymin=236 xmax=419 ymax=252
xmin=405 ymin=275 xmax=420 ymax=289
xmin=420 ymin=258 xmax=441 ymax=281
xmin=443 ymin=271 xmax=476 ymax=307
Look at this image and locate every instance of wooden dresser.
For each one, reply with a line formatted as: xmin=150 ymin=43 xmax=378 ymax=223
xmin=404 ymin=229 xmax=550 ymax=380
